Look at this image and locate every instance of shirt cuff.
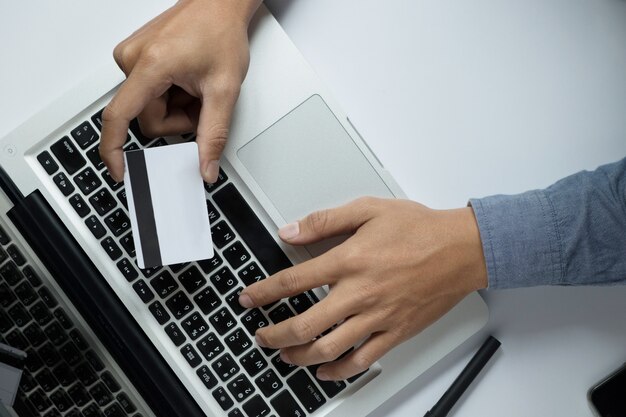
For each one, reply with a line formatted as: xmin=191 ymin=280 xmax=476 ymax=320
xmin=469 ymin=190 xmax=563 ymax=289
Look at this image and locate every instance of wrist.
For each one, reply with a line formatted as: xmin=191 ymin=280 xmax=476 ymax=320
xmin=456 ymin=207 xmax=489 ymax=292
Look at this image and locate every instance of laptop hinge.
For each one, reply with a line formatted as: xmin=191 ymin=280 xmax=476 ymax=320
xmin=7 ymin=189 xmax=205 ymax=417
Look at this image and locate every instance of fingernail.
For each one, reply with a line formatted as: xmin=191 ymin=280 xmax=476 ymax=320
xmin=316 ymin=371 xmax=330 ymax=381
xmin=280 ymin=350 xmax=291 ymax=364
xmin=279 ymin=222 xmax=300 ymax=240
xmin=238 ymin=293 xmax=253 ymax=308
xmin=204 ymin=160 xmax=220 ymax=183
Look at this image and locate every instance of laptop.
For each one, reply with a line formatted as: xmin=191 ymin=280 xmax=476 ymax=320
xmin=0 ymin=5 xmax=488 ymax=417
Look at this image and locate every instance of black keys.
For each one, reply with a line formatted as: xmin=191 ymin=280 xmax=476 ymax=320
xmin=211 ymin=221 xmax=235 ymax=249
xmin=254 ymin=368 xmax=283 ymax=398
xmin=181 ymin=344 xmax=202 ymax=368
xmin=193 ymin=286 xmax=222 ymax=315
xmin=0 ymin=224 xmax=9 ymax=244
xmin=35 ymin=368 xmax=59 ymax=392
xmin=211 ymin=267 xmax=238 ymax=295
xmin=150 ymin=270 xmax=178 ymax=298
xmin=227 ymin=374 xmax=255 ymax=402
xmin=226 ymin=287 xmax=246 ymax=316
xmin=37 ymin=151 xmax=59 ymax=175
xmin=29 ymin=388 xmax=53 ymax=413
xmin=104 ymin=403 xmax=126 ymax=417
xmin=181 ymin=312 xmax=209 ymax=340
xmin=270 ymin=390 xmax=304 ymax=417
xmin=14 ymin=281 xmax=37 ymax=306
xmin=101 ymin=237 xmax=122 ymax=260
xmin=38 ymin=343 xmax=62 ymax=367
xmin=5 ymin=328 xmax=29 ymax=350
xmin=240 ymin=349 xmax=268 ymax=377
xmin=53 ymin=172 xmax=75 ymax=196
xmin=228 ymin=409 xmax=244 ymax=417
xmin=268 ymin=303 xmax=294 ymax=325
xmin=101 ymin=170 xmax=123 ymax=191
xmin=224 ymin=241 xmax=251 ymax=270
xmin=6 ymin=244 xmax=25 ymax=266
xmin=91 ymin=109 xmax=104 ymax=131
xmin=212 ymin=386 xmax=234 ymax=411
xmin=58 ymin=342 xmax=81 ymax=366
xmin=0 ymin=261 xmax=22 ymax=285
xmin=140 ymin=265 xmax=161 ymax=278
xmin=271 ymin=353 xmax=297 ymax=378
xmin=238 ymin=262 xmax=265 ymax=286
xmin=104 ymin=208 xmax=130 ymax=237
xmin=116 ymin=258 xmax=138 ymax=282
xmin=86 ymin=145 xmax=105 ymax=170
xmin=212 ymin=353 xmax=240 ymax=382
xmin=206 ymin=199 xmax=220 ymax=223
xmin=198 ymin=253 xmax=223 ymax=274
xmin=69 ymin=194 xmax=91 ymax=217
xmin=0 ymin=246 xmax=6 ymax=264
xmin=289 ymin=291 xmax=318 ymax=314
xmin=89 ymin=381 xmax=113 ymax=407
xmin=204 ymin=168 xmax=228 ymax=192
xmin=53 ymin=308 xmax=74 ymax=329
xmin=213 ymin=184 xmax=293 ymax=276
xmin=169 ymin=262 xmax=188 ymax=274
xmin=164 ymin=322 xmax=186 ymax=347
xmin=74 ymin=167 xmax=102 ymax=195
xmin=210 ymin=307 xmax=237 ymax=335
xmin=30 ymin=301 xmax=54 ymax=326
xmin=148 ymin=300 xmax=171 ymax=325
xmin=52 ymin=362 xmax=77 ymax=387
xmin=129 ymin=118 xmax=151 ymax=146
xmin=85 ymin=350 xmax=105 ymax=372
xmin=166 ymin=291 xmax=194 ymax=319
xmin=8 ymin=303 xmax=32 ymax=327
xmin=71 ymin=121 xmax=99 ymax=150
xmin=75 ymin=362 xmax=98 ymax=386
xmin=37 ymin=287 xmax=57 ymax=308
xmin=23 ymin=323 xmax=47 ymax=347
xmin=225 ymin=328 xmax=253 ymax=356
xmin=116 ymin=392 xmax=137 ymax=414
xmin=132 ymin=280 xmax=155 ymax=303
xmin=242 ymin=395 xmax=271 ymax=417
xmin=22 ymin=266 xmax=42 ymax=287
xmin=196 ymin=365 xmax=218 ymax=390
xmin=43 ymin=321 xmax=68 ymax=345
xmin=69 ymin=329 xmax=89 ymax=351
xmin=85 ymin=215 xmax=107 ymax=239
xmin=0 ymin=282 xmax=16 ymax=308
xmin=287 ymin=369 xmax=326 ymax=413
xmin=50 ymin=388 xmax=73 ymax=412
xmin=0 ymin=309 xmax=13 ymax=333
xmin=119 ymin=233 xmax=135 ymax=257
xmin=51 ymin=136 xmax=86 ymax=175
xmin=179 ymin=266 xmax=206 ymax=294
xmin=196 ymin=332 xmax=224 ymax=361
xmin=88 ymin=188 xmax=117 ymax=216
xmin=117 ymin=189 xmax=128 ymax=209
xmin=68 ymin=384 xmax=91 ymax=407
xmin=241 ymin=309 xmax=268 ymax=336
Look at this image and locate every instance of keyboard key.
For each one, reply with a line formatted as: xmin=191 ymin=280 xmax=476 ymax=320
xmin=225 ymin=328 xmax=253 ymax=356
xmin=43 ymin=321 xmax=69 ymax=345
xmin=101 ymin=237 xmax=122 ymax=260
xmin=37 ymin=151 xmax=59 ymax=175
xmin=210 ymin=307 xmax=237 ymax=335
xmin=148 ymin=300 xmax=171 ymax=325
xmin=196 ymin=332 xmax=224 ymax=361
xmin=29 ymin=388 xmax=53 ymax=412
xmin=14 ymin=281 xmax=37 ymax=306
xmin=211 ymin=267 xmax=238 ymax=295
xmin=242 ymin=395 xmax=271 ymax=417
xmin=270 ymin=390 xmax=304 ymax=417
xmin=68 ymin=384 xmax=91 ymax=407
xmin=23 ymin=323 xmax=47 ymax=347
xmin=117 ymin=189 xmax=128 ymax=209
xmin=52 ymin=363 xmax=77 ymax=387
xmin=204 ymin=168 xmax=228 ymax=192
xmin=227 ymin=374 xmax=255 ymax=402
xmin=116 ymin=392 xmax=137 ymax=413
xmin=169 ymin=262 xmax=188 ymax=274
xmin=225 ymin=287 xmax=246 ymax=316
xmin=74 ymin=362 xmax=98 ymax=386
xmin=38 ymin=287 xmax=58 ymax=308
xmin=91 ymin=109 xmax=104 ymax=131
xmin=211 ymin=221 xmax=235 ymax=249
xmin=8 ymin=303 xmax=32 ymax=327
xmin=53 ymin=308 xmax=74 ymax=330
xmin=268 ymin=303 xmax=294 ymax=325
xmin=50 ymin=388 xmax=73 ymax=412
xmin=116 ymin=258 xmax=138 ymax=282
xmin=85 ymin=350 xmax=105 ymax=372
xmin=224 ymin=241 xmax=251 ymax=270
xmin=6 ymin=244 xmax=25 ymax=266
xmin=22 ymin=266 xmax=42 ymax=287
xmin=271 ymin=354 xmax=297 ymax=378
xmin=179 ymin=265 xmax=206 ymax=294
xmin=89 ymin=381 xmax=113 ymax=407
xmin=86 ymin=145 xmax=105 ymax=170
xmin=180 ymin=344 xmax=202 ymax=368
xmin=69 ymin=329 xmax=89 ymax=351
xmin=254 ymin=368 xmax=282 ymax=397
xmin=164 ymin=322 xmax=186 ymax=347
xmin=101 ymin=170 xmax=123 ymax=191
xmin=82 ymin=403 xmax=102 ymax=417
xmin=205 ymin=199 xmax=220 ymax=224
xmin=103 ymin=403 xmax=126 ymax=417
xmin=0 ymin=225 xmax=9 ymax=245
xmin=73 ymin=167 xmax=102 ymax=195
xmin=88 ymin=188 xmax=117 ymax=216
xmin=196 ymin=365 xmax=218 ymax=390
xmin=213 ymin=184 xmax=293 ymax=275
xmin=181 ymin=312 xmax=209 ymax=340
xmin=53 ymin=172 xmax=75 ymax=196
xmin=0 ymin=246 xmax=7 ymax=264
xmin=101 ymin=371 xmax=121 ymax=393
xmin=198 ymin=253 xmax=223 ymax=274
xmin=59 ymin=341 xmax=81 ymax=366
xmin=241 ymin=309 xmax=268 ymax=336
xmin=104 ymin=208 xmax=130 ymax=237
xmin=212 ymin=353 xmax=240 ymax=382
xmin=165 ymin=291 xmax=194 ymax=319
xmin=123 ymin=142 xmax=139 ymax=151
xmin=194 ymin=286 xmax=222 ymax=315
xmin=139 ymin=265 xmax=162 ymax=278
xmin=0 ymin=282 xmax=16 ymax=308
xmin=150 ymin=270 xmax=178 ymax=298
xmin=6 ymin=328 xmax=29 ymax=350
xmin=51 ymin=136 xmax=86 ymax=175
xmin=69 ymin=194 xmax=91 ymax=217
xmin=240 ymin=349 xmax=268 ymax=377
xmin=132 ymin=280 xmax=155 ymax=303
xmin=24 ymin=349 xmax=44 ymax=373
xmin=119 ymin=233 xmax=135 ymax=257
xmin=35 ymin=368 xmax=59 ymax=392
xmin=212 ymin=386 xmax=234 ymax=411
xmin=85 ymin=215 xmax=107 ymax=239
xmin=71 ymin=121 xmax=99 ymax=149
xmin=1 ymin=261 xmax=23 ymax=285
xmin=0 ymin=309 xmax=13 ymax=333
xmin=228 ymin=409 xmax=244 ymax=417
xmin=30 ymin=301 xmax=54 ymax=326
xmin=129 ymin=118 xmax=151 ymax=145
xmin=289 ymin=291 xmax=319 ymax=314
xmin=287 ymin=369 xmax=326 ymax=413
xmin=19 ymin=372 xmax=38 ymax=392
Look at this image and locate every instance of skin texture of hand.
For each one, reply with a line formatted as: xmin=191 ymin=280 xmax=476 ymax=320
xmin=99 ymin=0 xmax=261 ymax=183
xmin=238 ymin=197 xmax=488 ymax=381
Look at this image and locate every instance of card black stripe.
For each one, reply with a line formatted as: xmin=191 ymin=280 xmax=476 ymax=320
xmin=126 ymin=150 xmax=162 ymax=267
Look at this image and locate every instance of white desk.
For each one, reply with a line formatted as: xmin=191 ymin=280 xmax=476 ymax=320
xmin=1 ymin=1 xmax=626 ymax=416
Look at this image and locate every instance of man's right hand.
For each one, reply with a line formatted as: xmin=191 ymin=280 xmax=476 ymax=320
xmin=99 ymin=0 xmax=261 ymax=184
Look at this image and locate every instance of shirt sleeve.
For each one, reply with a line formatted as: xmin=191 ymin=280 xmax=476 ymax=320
xmin=469 ymin=157 xmax=626 ymax=289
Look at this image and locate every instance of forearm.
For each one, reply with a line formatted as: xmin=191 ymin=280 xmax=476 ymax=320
xmin=471 ymin=157 xmax=626 ymax=289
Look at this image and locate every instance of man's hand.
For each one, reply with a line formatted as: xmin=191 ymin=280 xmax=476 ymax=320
xmin=99 ymin=0 xmax=261 ymax=183
xmin=239 ymin=197 xmax=488 ymax=380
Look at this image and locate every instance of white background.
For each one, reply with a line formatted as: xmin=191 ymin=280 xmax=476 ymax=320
xmin=1 ymin=1 xmax=626 ymax=416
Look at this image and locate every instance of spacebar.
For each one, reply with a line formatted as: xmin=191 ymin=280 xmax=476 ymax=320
xmin=213 ymin=183 xmax=292 ymax=276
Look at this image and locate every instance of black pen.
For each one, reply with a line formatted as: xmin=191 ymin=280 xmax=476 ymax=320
xmin=424 ymin=335 xmax=501 ymax=417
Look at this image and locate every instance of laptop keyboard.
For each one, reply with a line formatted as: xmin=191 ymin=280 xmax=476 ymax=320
xmin=0 ymin=224 xmax=141 ymax=417
xmin=31 ymin=109 xmax=365 ymax=416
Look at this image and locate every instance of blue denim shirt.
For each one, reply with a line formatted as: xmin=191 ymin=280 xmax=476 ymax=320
xmin=470 ymin=157 xmax=626 ymax=289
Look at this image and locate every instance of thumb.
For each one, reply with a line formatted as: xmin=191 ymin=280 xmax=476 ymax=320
xmin=279 ymin=198 xmax=378 ymax=245
xmin=196 ymin=81 xmax=240 ymax=183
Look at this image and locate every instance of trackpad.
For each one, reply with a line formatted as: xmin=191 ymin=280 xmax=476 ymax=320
xmin=237 ymin=95 xmax=393 ymax=227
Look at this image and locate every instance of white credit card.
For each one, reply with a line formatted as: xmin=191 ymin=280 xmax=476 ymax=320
xmin=123 ymin=142 xmax=213 ymax=268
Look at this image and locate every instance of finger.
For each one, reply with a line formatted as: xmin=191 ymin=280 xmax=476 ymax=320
xmin=239 ymin=254 xmax=337 ymax=309
xmin=315 ymin=331 xmax=397 ymax=381
xmin=255 ymin=293 xmax=353 ymax=349
xmin=100 ymin=67 xmax=171 ymax=181
xmin=196 ymin=80 xmax=240 ymax=183
xmin=137 ymin=95 xmax=196 ymax=138
xmin=280 ymin=315 xmax=373 ymax=366
xmin=278 ymin=197 xmax=379 ymax=245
